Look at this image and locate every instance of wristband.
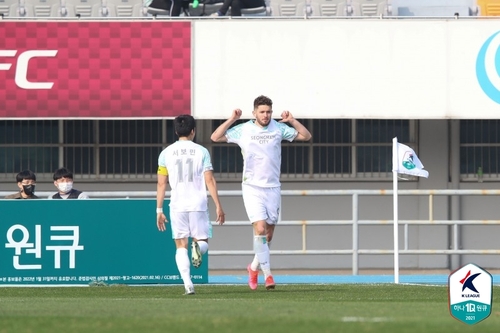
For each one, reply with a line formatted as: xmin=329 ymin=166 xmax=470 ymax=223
xmin=156 ymin=208 xmax=163 ymax=213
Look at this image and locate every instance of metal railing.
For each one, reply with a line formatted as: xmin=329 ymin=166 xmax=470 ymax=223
xmin=2 ymin=189 xmax=500 ymax=274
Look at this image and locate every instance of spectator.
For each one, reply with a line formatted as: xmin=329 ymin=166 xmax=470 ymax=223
xmin=147 ymin=0 xmax=191 ymax=16
xmin=50 ymin=168 xmax=89 ymax=199
xmin=211 ymin=0 xmax=267 ymax=16
xmin=4 ymin=170 xmax=39 ymax=199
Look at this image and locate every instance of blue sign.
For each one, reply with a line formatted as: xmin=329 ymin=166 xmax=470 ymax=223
xmin=476 ymin=31 xmax=500 ymax=104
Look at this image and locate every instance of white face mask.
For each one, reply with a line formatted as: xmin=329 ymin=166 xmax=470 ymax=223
xmin=57 ymin=182 xmax=73 ymax=193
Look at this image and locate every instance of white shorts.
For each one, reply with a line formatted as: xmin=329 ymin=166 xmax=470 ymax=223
xmin=242 ymin=184 xmax=281 ymax=225
xmin=169 ymin=210 xmax=212 ymax=240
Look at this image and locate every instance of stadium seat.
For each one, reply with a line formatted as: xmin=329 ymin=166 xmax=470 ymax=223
xmin=0 ymin=0 xmax=22 ymax=17
xmin=200 ymin=4 xmax=221 ymax=16
xmin=146 ymin=0 xmax=169 ymax=15
xmin=240 ymin=5 xmax=267 ymax=16
xmin=188 ymin=2 xmax=204 ymax=15
xmin=390 ymin=0 xmax=479 ymax=17
xmin=105 ymin=0 xmax=147 ymax=16
xmin=24 ymin=0 xmax=67 ymax=16
xmin=66 ymin=0 xmax=109 ymax=16
xmin=309 ymin=0 xmax=352 ymax=16
xmin=351 ymin=0 xmax=389 ymax=16
xmin=477 ymin=0 xmax=500 ymax=16
xmin=271 ymin=0 xmax=305 ymax=16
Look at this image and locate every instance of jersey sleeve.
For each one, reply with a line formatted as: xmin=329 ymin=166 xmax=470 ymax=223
xmin=278 ymin=122 xmax=298 ymax=142
xmin=201 ymin=147 xmax=214 ymax=172
xmin=157 ymin=149 xmax=168 ymax=176
xmin=225 ymin=122 xmax=244 ymax=143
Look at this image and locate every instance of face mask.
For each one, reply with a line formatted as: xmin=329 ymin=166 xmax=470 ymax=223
xmin=57 ymin=182 xmax=73 ymax=194
xmin=22 ymin=184 xmax=35 ymax=196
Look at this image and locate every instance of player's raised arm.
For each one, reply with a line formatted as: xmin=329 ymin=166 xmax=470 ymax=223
xmin=280 ymin=111 xmax=312 ymax=141
xmin=210 ymin=109 xmax=242 ymax=142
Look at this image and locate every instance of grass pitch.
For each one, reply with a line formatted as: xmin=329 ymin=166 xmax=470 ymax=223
xmin=0 ymin=284 xmax=499 ymax=333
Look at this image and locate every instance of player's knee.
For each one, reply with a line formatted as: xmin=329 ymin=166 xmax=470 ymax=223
xmin=254 ymin=225 xmax=266 ymax=236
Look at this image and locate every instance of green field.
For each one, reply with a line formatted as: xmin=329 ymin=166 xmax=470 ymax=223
xmin=0 ymin=284 xmax=498 ymax=333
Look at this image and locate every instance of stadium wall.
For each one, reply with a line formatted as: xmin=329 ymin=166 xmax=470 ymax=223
xmin=1 ymin=19 xmax=500 ymax=272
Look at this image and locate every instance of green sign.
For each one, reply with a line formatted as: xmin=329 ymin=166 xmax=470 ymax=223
xmin=448 ymin=263 xmax=492 ymax=325
xmin=0 ymin=200 xmax=208 ymax=285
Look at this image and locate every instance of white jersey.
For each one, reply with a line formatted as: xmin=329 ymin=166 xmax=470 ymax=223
xmin=158 ymin=140 xmax=213 ymax=212
xmin=226 ymin=119 xmax=298 ymax=187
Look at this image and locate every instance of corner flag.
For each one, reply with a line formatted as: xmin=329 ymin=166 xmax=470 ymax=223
xmin=392 ymin=137 xmax=429 ymax=284
xmin=392 ymin=138 xmax=429 ymax=178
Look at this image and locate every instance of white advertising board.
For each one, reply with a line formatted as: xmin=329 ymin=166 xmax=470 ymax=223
xmin=193 ymin=19 xmax=500 ymax=119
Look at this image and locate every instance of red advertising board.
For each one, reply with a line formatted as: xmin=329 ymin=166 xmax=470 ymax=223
xmin=0 ymin=21 xmax=191 ymax=118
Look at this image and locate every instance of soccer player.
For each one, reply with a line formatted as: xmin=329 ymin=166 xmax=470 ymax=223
xmin=156 ymin=114 xmax=225 ymax=295
xmin=210 ymin=95 xmax=312 ymax=290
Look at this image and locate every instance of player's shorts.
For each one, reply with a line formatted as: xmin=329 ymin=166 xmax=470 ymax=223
xmin=169 ymin=210 xmax=212 ymax=240
xmin=242 ymin=184 xmax=281 ymax=225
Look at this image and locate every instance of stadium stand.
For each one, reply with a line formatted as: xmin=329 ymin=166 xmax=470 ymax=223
xmin=23 ymin=0 xmax=67 ymax=16
xmin=390 ymin=0 xmax=479 ymax=17
xmin=351 ymin=0 xmax=389 ymax=16
xmin=0 ymin=0 xmax=21 ymax=17
xmin=477 ymin=0 xmax=500 ymax=15
xmin=239 ymin=5 xmax=267 ymax=16
xmin=310 ymin=0 xmax=353 ymax=17
xmin=106 ymin=0 xmax=147 ymax=17
xmin=201 ymin=2 xmax=223 ymax=15
xmin=270 ymin=0 xmax=304 ymax=16
xmin=66 ymin=0 xmax=110 ymax=16
xmin=0 ymin=0 xmax=488 ymax=19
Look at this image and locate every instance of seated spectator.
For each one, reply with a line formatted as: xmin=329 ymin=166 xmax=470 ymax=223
xmin=49 ymin=168 xmax=89 ymax=199
xmin=148 ymin=0 xmax=191 ymax=16
xmin=4 ymin=170 xmax=39 ymax=199
xmin=211 ymin=0 xmax=266 ymax=16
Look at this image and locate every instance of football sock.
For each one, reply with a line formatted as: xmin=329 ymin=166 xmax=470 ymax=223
xmin=175 ymin=248 xmax=193 ymax=287
xmin=197 ymin=240 xmax=208 ymax=254
xmin=253 ymin=235 xmax=272 ymax=278
xmin=250 ymin=255 xmax=259 ymax=271
xmin=251 ymin=241 xmax=270 ymax=271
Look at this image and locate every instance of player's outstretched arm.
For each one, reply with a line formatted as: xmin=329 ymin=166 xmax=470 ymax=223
xmin=280 ymin=111 xmax=312 ymax=141
xmin=210 ymin=109 xmax=242 ymax=143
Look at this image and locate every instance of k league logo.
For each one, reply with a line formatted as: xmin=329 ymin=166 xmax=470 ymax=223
xmin=476 ymin=31 xmax=500 ymax=104
xmin=448 ymin=263 xmax=492 ymax=325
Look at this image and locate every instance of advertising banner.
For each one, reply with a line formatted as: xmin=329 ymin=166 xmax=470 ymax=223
xmin=193 ymin=20 xmax=500 ymax=119
xmin=0 ymin=21 xmax=191 ymax=119
xmin=0 ymin=199 xmax=208 ymax=285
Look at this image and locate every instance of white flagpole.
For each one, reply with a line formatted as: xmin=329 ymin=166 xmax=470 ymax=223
xmin=392 ymin=137 xmax=400 ymax=284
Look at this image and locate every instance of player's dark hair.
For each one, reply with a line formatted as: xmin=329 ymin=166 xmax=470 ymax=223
xmin=53 ymin=167 xmax=73 ymax=181
xmin=175 ymin=115 xmax=196 ymax=138
xmin=16 ymin=170 xmax=36 ymax=183
xmin=254 ymin=95 xmax=273 ymax=109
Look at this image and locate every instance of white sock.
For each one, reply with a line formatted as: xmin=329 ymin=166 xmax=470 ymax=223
xmin=253 ymin=236 xmax=272 ymax=278
xmin=251 ymin=241 xmax=270 ymax=271
xmin=197 ymin=240 xmax=208 ymax=254
xmin=175 ymin=248 xmax=192 ymax=288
